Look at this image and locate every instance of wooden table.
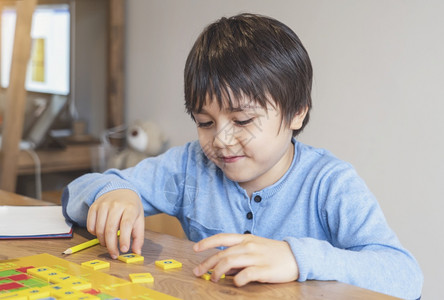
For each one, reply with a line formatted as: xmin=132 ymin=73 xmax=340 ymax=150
xmin=0 ymin=190 xmax=399 ymax=300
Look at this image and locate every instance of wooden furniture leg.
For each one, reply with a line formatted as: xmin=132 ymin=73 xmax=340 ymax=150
xmin=0 ymin=0 xmax=37 ymax=192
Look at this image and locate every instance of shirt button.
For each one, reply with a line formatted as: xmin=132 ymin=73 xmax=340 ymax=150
xmin=254 ymin=195 xmax=262 ymax=203
xmin=244 ymin=230 xmax=251 ymax=234
xmin=246 ymin=212 xmax=253 ymax=219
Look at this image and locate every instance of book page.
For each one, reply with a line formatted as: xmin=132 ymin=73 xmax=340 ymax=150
xmin=0 ymin=206 xmax=72 ymax=237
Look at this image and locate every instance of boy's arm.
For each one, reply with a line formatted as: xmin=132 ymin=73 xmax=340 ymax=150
xmin=61 ymin=143 xmax=195 ymax=226
xmin=61 ymin=171 xmax=142 ymax=227
xmin=61 ymin=143 xmax=196 ymax=257
xmin=284 ymin=166 xmax=423 ymax=300
xmin=285 ymin=237 xmax=423 ymax=299
xmin=61 ymin=172 xmax=146 ymax=258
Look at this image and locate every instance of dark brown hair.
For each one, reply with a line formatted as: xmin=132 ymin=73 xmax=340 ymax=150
xmin=184 ymin=13 xmax=313 ymax=136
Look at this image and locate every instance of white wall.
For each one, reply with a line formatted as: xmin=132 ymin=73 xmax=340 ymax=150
xmin=126 ymin=1 xmax=444 ymax=298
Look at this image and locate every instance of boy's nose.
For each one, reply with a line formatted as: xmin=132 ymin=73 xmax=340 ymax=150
xmin=213 ymin=123 xmax=238 ymax=148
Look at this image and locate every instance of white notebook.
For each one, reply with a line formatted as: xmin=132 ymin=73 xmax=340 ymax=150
xmin=0 ymin=206 xmax=73 ymax=239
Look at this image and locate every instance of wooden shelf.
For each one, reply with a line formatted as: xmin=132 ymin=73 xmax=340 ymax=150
xmin=17 ymin=144 xmax=97 ymax=175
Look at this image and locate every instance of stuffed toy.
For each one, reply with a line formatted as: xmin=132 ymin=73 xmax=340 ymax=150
xmin=108 ymin=120 xmax=168 ymax=169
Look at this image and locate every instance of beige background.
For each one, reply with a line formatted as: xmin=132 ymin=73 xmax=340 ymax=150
xmin=124 ymin=1 xmax=443 ymax=298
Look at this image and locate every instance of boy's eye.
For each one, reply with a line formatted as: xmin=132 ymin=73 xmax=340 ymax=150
xmin=196 ymin=121 xmax=213 ymax=128
xmin=235 ymin=118 xmax=254 ymax=126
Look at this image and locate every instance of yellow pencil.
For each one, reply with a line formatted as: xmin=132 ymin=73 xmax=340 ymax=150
xmin=63 ymin=238 xmax=99 ymax=254
xmin=63 ymin=230 xmax=120 ymax=254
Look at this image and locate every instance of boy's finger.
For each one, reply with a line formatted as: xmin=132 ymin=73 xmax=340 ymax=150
xmin=232 ymin=266 xmax=267 ymax=287
xmin=193 ymin=233 xmax=247 ymax=252
xmin=130 ymin=216 xmax=145 ymax=255
xmin=94 ymin=209 xmax=110 ymax=247
xmin=193 ymin=245 xmax=251 ymax=276
xmin=118 ymin=225 xmax=131 ymax=254
xmin=86 ymin=208 xmax=97 ymax=235
xmin=105 ymin=226 xmax=120 ymax=259
xmin=102 ymin=209 xmax=123 ymax=259
xmin=119 ymin=206 xmax=142 ymax=253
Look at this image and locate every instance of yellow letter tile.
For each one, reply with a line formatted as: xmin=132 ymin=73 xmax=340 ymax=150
xmin=46 ymin=284 xmax=81 ymax=298
xmin=81 ymin=259 xmax=110 ymax=270
xmin=129 ymin=272 xmax=154 ymax=283
xmin=155 ymin=259 xmax=182 ymax=270
xmin=117 ymin=253 xmax=144 ymax=264
xmin=0 ymin=292 xmax=27 ymax=300
xmin=15 ymin=287 xmax=50 ymax=300
xmin=70 ymin=294 xmax=101 ymax=299
xmin=60 ymin=278 xmax=92 ymax=291
xmin=201 ymin=269 xmax=225 ymax=281
xmin=27 ymin=266 xmax=52 ymax=277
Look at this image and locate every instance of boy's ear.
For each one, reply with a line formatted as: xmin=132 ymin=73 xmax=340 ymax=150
xmin=289 ymin=107 xmax=309 ymax=130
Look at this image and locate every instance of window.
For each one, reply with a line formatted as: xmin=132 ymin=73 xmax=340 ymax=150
xmin=1 ymin=4 xmax=70 ymax=95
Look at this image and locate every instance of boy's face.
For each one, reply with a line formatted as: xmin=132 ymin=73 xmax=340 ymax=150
xmin=192 ymin=95 xmax=307 ymax=195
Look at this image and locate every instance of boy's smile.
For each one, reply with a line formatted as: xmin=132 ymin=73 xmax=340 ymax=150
xmin=193 ymin=96 xmax=307 ymax=196
xmin=219 ymin=155 xmax=244 ymax=164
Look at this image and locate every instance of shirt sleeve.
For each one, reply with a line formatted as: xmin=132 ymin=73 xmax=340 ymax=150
xmin=284 ymin=164 xmax=423 ymax=300
xmin=61 ymin=143 xmax=194 ymax=227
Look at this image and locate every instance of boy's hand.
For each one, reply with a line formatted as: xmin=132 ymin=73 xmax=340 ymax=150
xmin=192 ymin=233 xmax=299 ymax=286
xmin=86 ymin=189 xmax=145 ymax=259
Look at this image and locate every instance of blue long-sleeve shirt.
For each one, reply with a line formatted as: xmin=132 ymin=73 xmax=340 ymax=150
xmin=62 ymin=139 xmax=423 ymax=299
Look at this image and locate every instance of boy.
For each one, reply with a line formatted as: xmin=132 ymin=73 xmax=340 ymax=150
xmin=62 ymin=13 xmax=423 ymax=299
